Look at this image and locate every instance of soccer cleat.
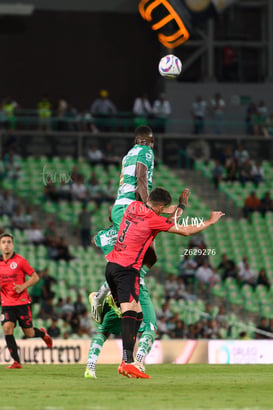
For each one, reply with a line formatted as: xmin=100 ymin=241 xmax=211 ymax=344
xmin=118 ymin=361 xmax=150 ymax=379
xmin=89 ymin=292 xmax=103 ymax=324
xmin=133 ymin=360 xmax=146 ymax=373
xmin=6 ymin=361 xmax=22 ymax=369
xmin=84 ymin=367 xmax=97 ymax=379
xmin=40 ymin=328 xmax=53 ymax=348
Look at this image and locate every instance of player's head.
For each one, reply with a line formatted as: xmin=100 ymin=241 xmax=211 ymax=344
xmin=0 ymin=232 xmax=14 ymax=255
xmin=148 ymin=187 xmax=172 ymax=214
xmin=134 ymin=125 xmax=154 ymax=149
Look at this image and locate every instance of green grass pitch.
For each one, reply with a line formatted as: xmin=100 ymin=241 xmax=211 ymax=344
xmin=0 ymin=364 xmax=272 ymax=409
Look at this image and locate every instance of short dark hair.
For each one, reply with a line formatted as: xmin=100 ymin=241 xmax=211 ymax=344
xmin=149 ymin=187 xmax=172 ymax=207
xmin=0 ymin=232 xmax=14 ymax=241
xmin=134 ymin=126 xmax=154 ymax=146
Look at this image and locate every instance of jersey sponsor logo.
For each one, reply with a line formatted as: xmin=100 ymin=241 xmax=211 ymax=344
xmin=145 ymin=153 xmax=152 ymax=161
xmin=10 ymin=262 xmax=17 ymax=269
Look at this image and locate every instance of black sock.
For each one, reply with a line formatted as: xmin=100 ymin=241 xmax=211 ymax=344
xmin=136 ymin=312 xmax=143 ymax=335
xmin=121 ymin=310 xmax=137 ymax=363
xmin=5 ymin=335 xmax=20 ymax=363
xmin=33 ymin=328 xmax=45 ymax=338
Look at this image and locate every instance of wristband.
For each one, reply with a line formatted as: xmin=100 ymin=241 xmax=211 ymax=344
xmin=178 ymin=203 xmax=186 ymax=210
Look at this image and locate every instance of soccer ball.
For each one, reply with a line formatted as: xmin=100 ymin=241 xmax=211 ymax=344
xmin=158 ymin=54 xmax=182 ymax=79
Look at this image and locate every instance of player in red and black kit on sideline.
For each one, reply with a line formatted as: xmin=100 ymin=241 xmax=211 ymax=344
xmin=0 ymin=233 xmax=53 ymax=369
xmin=105 ymin=187 xmax=225 ymax=378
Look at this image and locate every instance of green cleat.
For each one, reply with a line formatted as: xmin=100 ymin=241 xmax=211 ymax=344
xmin=84 ymin=367 xmax=96 ymax=379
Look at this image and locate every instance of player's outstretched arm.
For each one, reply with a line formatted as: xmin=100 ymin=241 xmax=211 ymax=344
xmin=136 ymin=162 xmax=149 ymax=203
xmin=168 ymin=211 xmax=225 ymax=236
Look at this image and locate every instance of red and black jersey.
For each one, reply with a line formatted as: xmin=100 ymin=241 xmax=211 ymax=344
xmin=0 ymin=253 xmax=35 ymax=306
xmin=106 ymin=201 xmax=174 ymax=270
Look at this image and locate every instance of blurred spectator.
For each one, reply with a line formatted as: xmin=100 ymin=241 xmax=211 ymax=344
xmin=44 ymin=221 xmax=57 ymax=247
xmin=157 ymin=301 xmax=172 ymax=321
xmin=41 ymin=267 xmax=56 ymax=301
xmin=3 ymin=149 xmax=21 ymax=180
xmin=71 ymin=175 xmax=88 ymax=202
xmin=234 ymin=144 xmax=249 ymax=167
xmin=260 ymin=191 xmax=273 ymax=217
xmin=256 ymin=268 xmax=270 ymax=290
xmin=257 ymin=100 xmax=268 ymax=117
xmin=81 ymin=110 xmax=98 ymax=133
xmin=204 ymin=319 xmax=221 ymax=339
xmin=79 ymin=310 xmax=92 ymax=336
xmin=242 ymin=191 xmax=261 ymax=219
xmin=47 ymin=317 xmax=61 ymax=339
xmin=157 ymin=317 xmax=170 ymax=339
xmin=58 ymin=180 xmax=72 ymax=201
xmin=30 ymin=271 xmax=44 ymax=304
xmin=43 ymin=179 xmax=59 ymax=202
xmin=173 ymin=320 xmax=185 ymax=339
xmin=152 ymin=93 xmax=171 ymax=133
xmin=222 ymin=146 xmax=237 ymax=182
xmin=210 ymin=93 xmax=226 ymax=134
xmin=25 ymin=221 xmax=44 ymax=245
xmin=186 ymin=324 xmax=196 ymax=339
xmin=73 ymin=293 xmax=87 ymax=315
xmin=103 ymin=143 xmax=120 ymax=167
xmin=0 ymin=190 xmax=16 ymax=216
xmin=196 ymin=261 xmax=220 ymax=287
xmin=56 ymin=97 xmax=68 ymax=130
xmin=179 ymin=254 xmax=198 ymax=286
xmin=2 ymin=97 xmax=18 ymax=130
xmin=256 ymin=317 xmax=270 ymax=339
xmin=251 ymin=110 xmax=268 ymax=137
xmin=11 ymin=206 xmax=29 ymax=230
xmin=90 ymin=90 xmax=117 ymax=131
xmin=238 ymin=158 xmax=253 ymax=186
xmin=238 ymin=257 xmax=257 ymax=287
xmin=55 ymin=237 xmax=74 ymax=261
xmin=191 ymin=96 xmax=207 ymax=134
xmin=61 ymin=297 xmax=75 ymax=321
xmin=212 ymin=159 xmax=224 ymax=190
xmin=216 ymin=305 xmax=229 ymax=330
xmin=38 ymin=298 xmax=55 ymax=320
xmin=133 ymin=93 xmax=152 ymax=126
xmin=222 ymin=45 xmax=238 ymax=81
xmin=37 ymin=95 xmax=52 ymax=131
xmin=252 ymin=160 xmax=264 ymax=187
xmin=87 ymin=145 xmax=104 ymax=165
xmin=78 ymin=203 xmax=92 ymax=248
xmin=217 ymin=253 xmax=238 ymax=281
xmin=245 ymin=102 xmax=257 ymax=134
xmin=194 ymin=321 xmax=205 ymax=339
xmin=164 ymin=274 xmax=178 ymax=300
xmin=54 ymin=297 xmax=64 ymax=318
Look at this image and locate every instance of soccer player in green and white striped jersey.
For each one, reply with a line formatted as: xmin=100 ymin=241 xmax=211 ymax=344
xmin=91 ymin=126 xmax=156 ymax=323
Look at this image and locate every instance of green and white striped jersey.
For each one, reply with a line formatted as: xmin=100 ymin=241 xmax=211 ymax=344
xmin=114 ymin=144 xmax=154 ymax=206
xmin=94 ymin=226 xmax=117 ymax=256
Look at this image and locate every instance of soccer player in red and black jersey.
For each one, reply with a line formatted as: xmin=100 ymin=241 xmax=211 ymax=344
xmin=105 ymin=187 xmax=224 ymax=378
xmin=0 ymin=233 xmax=53 ymax=369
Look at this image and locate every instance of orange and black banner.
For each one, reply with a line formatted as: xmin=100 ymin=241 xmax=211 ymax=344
xmin=138 ymin=0 xmax=239 ymax=48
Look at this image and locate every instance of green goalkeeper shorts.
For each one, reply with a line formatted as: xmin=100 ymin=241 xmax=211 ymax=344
xmin=111 ymin=204 xmax=128 ymax=231
xmin=98 ymin=306 xmax=121 ymax=335
xmin=139 ymin=284 xmax=157 ymax=333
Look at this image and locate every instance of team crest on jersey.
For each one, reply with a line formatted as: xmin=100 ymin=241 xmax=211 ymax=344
xmin=10 ymin=262 xmax=17 ymax=269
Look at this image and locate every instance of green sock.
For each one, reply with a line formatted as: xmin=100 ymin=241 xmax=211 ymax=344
xmin=87 ymin=333 xmax=106 ymax=370
xmin=135 ymin=330 xmax=155 ymax=364
xmin=139 ymin=266 xmax=150 ymax=277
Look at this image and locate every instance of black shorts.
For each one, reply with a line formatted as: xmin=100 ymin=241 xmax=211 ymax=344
xmin=105 ymin=262 xmax=140 ymax=305
xmin=1 ymin=304 xmax=33 ymax=328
